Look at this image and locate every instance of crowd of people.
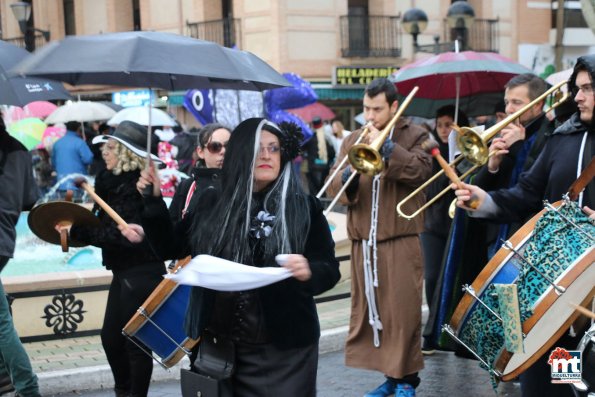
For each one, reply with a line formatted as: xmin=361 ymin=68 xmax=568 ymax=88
xmin=0 ymin=53 xmax=593 ymax=397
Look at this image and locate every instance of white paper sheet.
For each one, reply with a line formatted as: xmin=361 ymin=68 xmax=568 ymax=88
xmin=164 ymin=254 xmax=292 ymax=291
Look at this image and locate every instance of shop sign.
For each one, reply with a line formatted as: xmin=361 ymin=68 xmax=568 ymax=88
xmin=332 ymin=66 xmax=398 ymax=87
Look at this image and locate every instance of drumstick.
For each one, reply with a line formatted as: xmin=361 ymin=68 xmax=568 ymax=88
xmin=421 ymin=138 xmax=480 ymax=209
xmin=570 ymin=302 xmax=595 ymax=320
xmin=74 ymin=177 xmax=129 ymax=228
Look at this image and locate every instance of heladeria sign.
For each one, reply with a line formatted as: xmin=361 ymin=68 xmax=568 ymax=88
xmin=333 ymin=66 xmax=398 ymax=87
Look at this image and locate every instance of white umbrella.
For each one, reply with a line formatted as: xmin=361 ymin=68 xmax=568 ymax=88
xmin=45 ymin=101 xmax=116 ymax=124
xmin=107 ymin=106 xmax=177 ymax=127
xmin=546 ymin=68 xmax=573 ymax=92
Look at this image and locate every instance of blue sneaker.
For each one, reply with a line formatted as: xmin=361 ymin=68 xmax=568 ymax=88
xmin=364 ymin=379 xmax=396 ymax=397
xmin=395 ymin=383 xmax=415 ymax=397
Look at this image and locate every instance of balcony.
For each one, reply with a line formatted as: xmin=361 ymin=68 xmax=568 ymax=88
xmin=2 ymin=34 xmax=47 ymax=51
xmin=340 ymin=15 xmax=402 ymax=58
xmin=186 ymin=17 xmax=241 ymax=48
xmin=444 ymin=17 xmax=499 ymax=53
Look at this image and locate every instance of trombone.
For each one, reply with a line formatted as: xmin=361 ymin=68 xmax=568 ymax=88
xmin=396 ymin=80 xmax=570 ymax=220
xmin=323 ymin=86 xmax=419 ymax=216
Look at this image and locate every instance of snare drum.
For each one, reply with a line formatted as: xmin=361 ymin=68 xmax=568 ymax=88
xmin=446 ymin=200 xmax=595 ymax=381
xmin=123 ymin=257 xmax=199 ymax=368
xmin=573 ymin=323 xmax=595 ymax=397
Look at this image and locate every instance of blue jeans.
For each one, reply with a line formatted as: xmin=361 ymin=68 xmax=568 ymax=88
xmin=0 ymin=257 xmax=40 ymax=397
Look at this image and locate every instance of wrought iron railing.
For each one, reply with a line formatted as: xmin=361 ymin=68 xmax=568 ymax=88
xmin=186 ymin=17 xmax=241 ymax=48
xmin=340 ymin=15 xmax=402 ymax=58
xmin=2 ymin=34 xmax=47 ymax=51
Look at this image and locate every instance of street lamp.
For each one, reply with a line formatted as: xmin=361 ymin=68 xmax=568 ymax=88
xmin=403 ymin=1 xmax=475 ymax=54
xmin=10 ymin=1 xmax=50 ymax=52
xmin=402 ymin=8 xmax=428 ymax=51
xmin=446 ymin=1 xmax=475 ymax=51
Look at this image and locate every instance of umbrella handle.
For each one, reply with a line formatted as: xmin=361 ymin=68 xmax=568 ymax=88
xmin=79 ymin=182 xmax=129 ymax=228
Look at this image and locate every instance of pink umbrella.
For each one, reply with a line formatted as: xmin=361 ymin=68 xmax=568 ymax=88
xmin=4 ymin=101 xmax=58 ymax=122
xmin=36 ymin=125 xmax=66 ymax=151
xmin=287 ymin=102 xmax=336 ymax=123
xmin=24 ymin=101 xmax=58 ymax=119
xmin=391 ymin=51 xmax=532 ymax=118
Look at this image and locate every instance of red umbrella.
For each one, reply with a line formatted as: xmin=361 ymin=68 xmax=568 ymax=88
xmin=391 ymin=51 xmax=532 ymax=118
xmin=287 ymin=102 xmax=335 ymax=123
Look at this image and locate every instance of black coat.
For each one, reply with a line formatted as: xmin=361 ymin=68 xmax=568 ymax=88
xmin=0 ymin=129 xmax=39 ymax=258
xmin=70 ymin=169 xmax=162 ymax=271
xmin=141 ymin=167 xmax=221 ymax=260
xmin=490 ymin=113 xmax=594 ymax=222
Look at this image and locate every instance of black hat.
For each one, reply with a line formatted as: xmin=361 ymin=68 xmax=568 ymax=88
xmin=92 ymin=120 xmax=161 ymax=162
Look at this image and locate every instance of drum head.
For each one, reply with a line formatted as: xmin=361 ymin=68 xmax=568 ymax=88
xmin=28 ymin=201 xmax=100 ymax=247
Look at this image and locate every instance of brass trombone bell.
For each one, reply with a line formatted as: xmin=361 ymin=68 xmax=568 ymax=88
xmin=347 ymin=86 xmax=419 ymax=177
xmin=453 ymin=79 xmax=569 ymax=167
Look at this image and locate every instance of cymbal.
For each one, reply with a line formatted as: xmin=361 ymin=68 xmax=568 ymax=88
xmin=28 ymin=201 xmax=100 ymax=247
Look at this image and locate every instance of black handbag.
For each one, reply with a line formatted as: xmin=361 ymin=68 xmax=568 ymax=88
xmin=181 ymin=369 xmax=225 ymax=397
xmin=181 ymin=331 xmax=234 ymax=397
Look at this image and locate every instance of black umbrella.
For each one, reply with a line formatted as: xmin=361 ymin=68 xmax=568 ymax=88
xmin=0 ymin=41 xmax=71 ymax=106
xmin=11 ymin=31 xmax=290 ymax=91
xmin=13 ymin=31 xmax=290 ymax=192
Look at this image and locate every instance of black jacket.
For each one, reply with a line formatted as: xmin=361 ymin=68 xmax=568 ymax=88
xmin=70 ymin=169 xmax=162 ymax=271
xmin=490 ymin=114 xmax=594 ymax=222
xmin=141 ymin=167 xmax=221 ymax=260
xmin=0 ymin=129 xmax=39 ymax=258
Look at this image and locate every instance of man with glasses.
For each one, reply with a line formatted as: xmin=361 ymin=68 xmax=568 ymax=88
xmin=453 ymin=54 xmax=595 ymax=397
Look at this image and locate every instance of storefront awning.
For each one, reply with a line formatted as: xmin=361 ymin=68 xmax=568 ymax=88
xmin=314 ymin=88 xmax=364 ymax=101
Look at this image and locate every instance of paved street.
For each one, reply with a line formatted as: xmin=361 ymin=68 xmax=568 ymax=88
xmin=44 ymin=349 xmax=525 ymax=397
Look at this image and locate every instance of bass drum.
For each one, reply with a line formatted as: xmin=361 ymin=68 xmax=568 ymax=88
xmin=573 ymin=322 xmax=595 ymax=397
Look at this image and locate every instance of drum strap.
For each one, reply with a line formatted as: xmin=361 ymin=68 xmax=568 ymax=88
xmin=568 ymin=152 xmax=595 ymax=202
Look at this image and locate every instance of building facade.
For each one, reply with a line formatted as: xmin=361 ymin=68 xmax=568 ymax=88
xmin=1 ymin=0 xmax=593 ymax=129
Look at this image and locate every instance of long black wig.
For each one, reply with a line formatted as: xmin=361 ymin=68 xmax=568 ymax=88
xmin=189 ymin=117 xmax=310 ymax=265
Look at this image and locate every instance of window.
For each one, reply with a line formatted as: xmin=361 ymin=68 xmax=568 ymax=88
xmin=63 ymin=0 xmax=75 ymax=35
xmin=551 ymin=0 xmax=588 ymax=28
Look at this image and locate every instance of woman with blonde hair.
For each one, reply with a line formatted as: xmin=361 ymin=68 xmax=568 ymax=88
xmin=56 ymin=121 xmax=164 ymax=397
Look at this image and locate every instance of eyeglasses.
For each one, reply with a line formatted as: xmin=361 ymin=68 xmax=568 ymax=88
xmin=205 ymin=141 xmax=227 ymax=154
xmin=571 ymin=83 xmax=595 ymax=97
xmin=258 ymin=145 xmax=281 ymax=156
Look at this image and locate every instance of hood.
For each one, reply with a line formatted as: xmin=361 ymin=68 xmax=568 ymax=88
xmin=569 ymin=54 xmax=595 ymax=88
xmin=552 ymin=113 xmax=586 ymax=136
xmin=568 ymin=54 xmax=595 ymax=130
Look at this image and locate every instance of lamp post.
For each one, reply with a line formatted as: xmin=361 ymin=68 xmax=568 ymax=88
xmin=446 ymin=1 xmax=475 ymax=51
xmin=10 ymin=1 xmax=50 ymax=52
xmin=403 ymin=1 xmax=475 ymax=54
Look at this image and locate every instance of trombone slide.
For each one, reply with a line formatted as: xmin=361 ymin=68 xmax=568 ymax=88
xmin=316 ymin=124 xmax=370 ymax=199
xmin=323 ymin=170 xmax=358 ymax=217
xmin=426 ymin=145 xmax=479 ymax=209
